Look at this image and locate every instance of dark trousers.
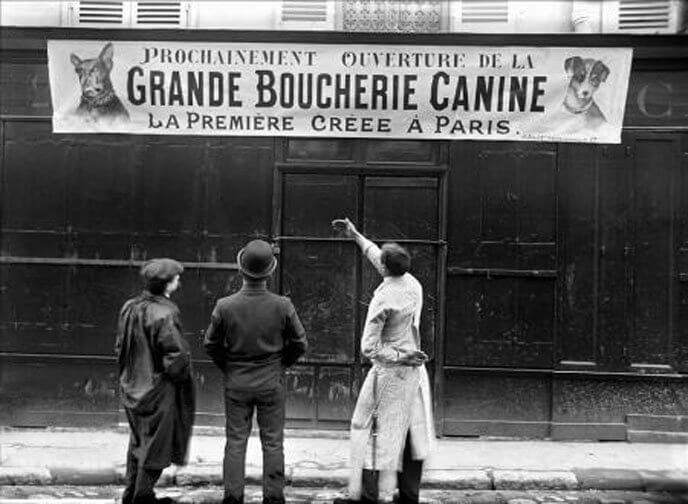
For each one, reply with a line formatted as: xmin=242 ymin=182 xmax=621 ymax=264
xmin=121 ymin=439 xmax=163 ymax=504
xmin=361 ymin=431 xmax=423 ymax=504
xmin=223 ymin=382 xmax=286 ymax=504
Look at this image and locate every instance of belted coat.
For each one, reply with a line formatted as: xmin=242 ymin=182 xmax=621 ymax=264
xmin=348 ymin=240 xmax=435 ymax=474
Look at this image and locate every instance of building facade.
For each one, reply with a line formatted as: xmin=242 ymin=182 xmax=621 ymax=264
xmin=1 ymin=0 xmax=687 ymax=440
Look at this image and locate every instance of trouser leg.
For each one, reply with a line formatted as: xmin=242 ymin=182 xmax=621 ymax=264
xmin=224 ymin=388 xmax=254 ymax=504
xmin=132 ymin=468 xmax=162 ymax=503
xmin=360 ymin=469 xmax=378 ymax=504
xmin=121 ymin=433 xmax=138 ymax=504
xmin=256 ymin=384 xmax=286 ymax=504
xmin=396 ymin=431 xmax=423 ymax=504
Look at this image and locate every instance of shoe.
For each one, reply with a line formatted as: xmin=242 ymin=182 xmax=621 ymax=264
xmin=331 ymin=490 xmax=361 ymax=504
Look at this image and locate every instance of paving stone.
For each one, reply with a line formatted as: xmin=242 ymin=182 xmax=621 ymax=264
xmin=424 ymin=469 xmax=492 ymax=490
xmin=0 ymin=466 xmax=52 ymax=485
xmin=49 ymin=466 xmax=119 ymax=485
xmin=639 ymin=470 xmax=688 ymax=492
xmin=493 ymin=471 xmax=579 ymax=491
xmin=289 ymin=467 xmax=349 ymax=487
xmin=174 ymin=464 xmax=224 ymax=486
xmin=573 ymin=469 xmax=644 ymax=491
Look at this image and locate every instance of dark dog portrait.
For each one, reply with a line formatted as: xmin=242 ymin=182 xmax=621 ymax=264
xmin=70 ymin=42 xmax=130 ymax=123
xmin=562 ymin=56 xmax=610 ymax=129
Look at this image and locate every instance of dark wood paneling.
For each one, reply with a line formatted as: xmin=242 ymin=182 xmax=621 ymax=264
xmin=1 ymin=122 xmax=69 ymax=257
xmin=364 ymin=177 xmax=438 ymax=241
xmin=0 ymin=355 xmax=118 ymax=427
xmin=138 ymin=139 xmax=205 ymax=261
xmin=0 ymin=264 xmax=68 ymax=352
xmin=624 ymin=71 xmax=688 ymax=127
xmin=193 ymin=360 xmax=226 ymax=427
xmin=596 ymin=143 xmax=632 ymax=369
xmin=317 ymin=366 xmax=353 ymax=422
xmin=281 ymin=241 xmax=357 ymax=363
xmin=365 ymin=140 xmax=440 ymax=165
xmin=442 ymin=369 xmax=551 ymax=437
xmin=174 ymin=268 xmax=236 ymax=359
xmin=558 ymin=144 xmax=597 ymax=366
xmin=0 ymin=60 xmax=51 ymax=116
xmin=205 ymin=139 xmax=274 ymax=263
xmin=285 ymin=365 xmax=316 ymax=421
xmin=552 ymin=376 xmax=688 ymax=427
xmin=282 ymin=174 xmax=358 ymax=238
xmin=445 ymin=276 xmax=554 ymax=368
xmin=629 ymin=138 xmax=677 ymax=366
xmin=285 ymin=139 xmax=355 ymax=162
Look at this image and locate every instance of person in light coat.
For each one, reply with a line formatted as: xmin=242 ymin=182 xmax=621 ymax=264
xmin=333 ymin=218 xmax=435 ymax=504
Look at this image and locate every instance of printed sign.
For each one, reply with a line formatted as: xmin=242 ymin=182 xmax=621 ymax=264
xmin=48 ymin=40 xmax=633 ymax=143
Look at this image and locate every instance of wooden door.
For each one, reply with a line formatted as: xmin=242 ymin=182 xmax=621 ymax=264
xmin=276 ymin=171 xmax=443 ymax=428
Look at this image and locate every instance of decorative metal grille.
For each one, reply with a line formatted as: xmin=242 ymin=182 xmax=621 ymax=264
xmin=342 ymin=0 xmax=443 ymax=33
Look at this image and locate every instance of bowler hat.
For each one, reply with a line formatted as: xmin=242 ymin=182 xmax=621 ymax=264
xmin=237 ymin=240 xmax=277 ymax=278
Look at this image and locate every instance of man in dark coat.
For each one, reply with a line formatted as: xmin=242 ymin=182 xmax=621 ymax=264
xmin=204 ymin=240 xmax=307 ymax=504
xmin=115 ymin=258 xmax=196 ymax=504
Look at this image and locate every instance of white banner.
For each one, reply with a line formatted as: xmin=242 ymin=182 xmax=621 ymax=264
xmin=48 ymin=40 xmax=633 ymax=143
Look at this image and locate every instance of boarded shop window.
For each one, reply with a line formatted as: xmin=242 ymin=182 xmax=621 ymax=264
xmin=364 ymin=177 xmax=439 ymax=241
xmin=280 ymin=241 xmax=357 ymax=363
xmin=282 ymin=174 xmax=358 ymax=237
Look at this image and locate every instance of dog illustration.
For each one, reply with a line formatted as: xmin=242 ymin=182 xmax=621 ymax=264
xmin=70 ymin=43 xmax=129 ymax=123
xmin=561 ymin=56 xmax=610 ymax=130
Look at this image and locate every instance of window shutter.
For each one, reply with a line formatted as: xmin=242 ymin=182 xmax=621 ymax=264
xmin=602 ymin=0 xmax=684 ymax=34
xmin=277 ymin=0 xmax=335 ymax=30
xmin=450 ymin=0 xmax=513 ymax=33
xmin=73 ymin=0 xmax=127 ymax=25
xmin=68 ymin=0 xmax=189 ymax=28
xmin=134 ymin=0 xmax=188 ymax=27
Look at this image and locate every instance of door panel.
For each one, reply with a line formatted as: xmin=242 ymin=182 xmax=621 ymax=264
xmin=279 ymin=171 xmax=442 ymax=427
xmin=630 ymin=139 xmax=676 ymax=366
xmin=281 ymin=241 xmax=357 ymax=364
xmin=283 ymin=174 xmax=358 ymax=238
xmin=364 ymin=177 xmax=439 ymax=241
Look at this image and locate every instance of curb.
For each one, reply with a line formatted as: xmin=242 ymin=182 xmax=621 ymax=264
xmin=1 ymin=465 xmax=687 ymax=492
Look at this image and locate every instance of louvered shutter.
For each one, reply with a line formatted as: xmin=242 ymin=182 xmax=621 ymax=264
xmin=450 ymin=0 xmax=513 ymax=33
xmin=602 ymin=0 xmax=684 ymax=34
xmin=276 ymin=0 xmax=335 ymax=30
xmin=71 ymin=0 xmax=129 ymax=26
xmin=134 ymin=0 xmax=188 ymax=27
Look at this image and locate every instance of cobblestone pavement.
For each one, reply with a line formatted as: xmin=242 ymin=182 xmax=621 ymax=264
xmin=1 ymin=486 xmax=687 ymax=504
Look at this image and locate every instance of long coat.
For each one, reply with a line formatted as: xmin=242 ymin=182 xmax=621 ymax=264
xmin=115 ymin=292 xmax=195 ymax=470
xmin=349 ymin=241 xmax=435 ymax=474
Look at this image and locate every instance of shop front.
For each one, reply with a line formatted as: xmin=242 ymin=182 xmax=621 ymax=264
xmin=1 ymin=28 xmax=686 ymax=439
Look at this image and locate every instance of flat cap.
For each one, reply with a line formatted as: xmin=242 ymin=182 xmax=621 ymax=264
xmin=140 ymin=258 xmax=184 ymax=281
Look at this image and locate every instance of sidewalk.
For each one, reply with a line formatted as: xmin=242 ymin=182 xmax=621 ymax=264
xmin=1 ymin=428 xmax=687 ymax=492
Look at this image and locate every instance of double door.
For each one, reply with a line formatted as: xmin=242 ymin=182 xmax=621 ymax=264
xmin=275 ymin=170 xmax=444 ymax=428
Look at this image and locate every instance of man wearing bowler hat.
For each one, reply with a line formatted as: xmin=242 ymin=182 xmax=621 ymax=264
xmin=115 ymin=258 xmax=196 ymax=504
xmin=204 ymin=240 xmax=307 ymax=504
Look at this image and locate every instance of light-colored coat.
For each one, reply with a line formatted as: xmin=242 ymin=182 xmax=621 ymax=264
xmin=348 ymin=240 xmax=435 ymax=476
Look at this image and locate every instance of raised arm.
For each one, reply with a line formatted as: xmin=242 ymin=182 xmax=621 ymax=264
xmin=332 ymin=217 xmax=385 ymax=276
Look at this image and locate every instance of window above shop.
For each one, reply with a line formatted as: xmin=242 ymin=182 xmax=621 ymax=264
xmin=0 ymin=0 xmax=686 ymax=34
